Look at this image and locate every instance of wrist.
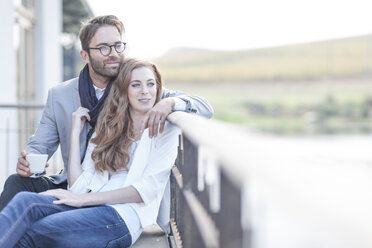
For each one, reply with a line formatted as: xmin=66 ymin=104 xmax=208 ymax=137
xmin=81 ymin=192 xmax=103 ymax=206
xmin=166 ymin=97 xmax=175 ymax=110
xmin=70 ymin=129 xmax=81 ymax=137
xmin=81 ymin=193 xmax=93 ymax=206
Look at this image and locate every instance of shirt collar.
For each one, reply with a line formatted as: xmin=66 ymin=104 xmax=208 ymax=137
xmin=92 ymin=84 xmax=106 ymax=100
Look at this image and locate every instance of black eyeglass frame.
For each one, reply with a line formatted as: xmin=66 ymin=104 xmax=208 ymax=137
xmin=87 ymin=42 xmax=126 ymax=56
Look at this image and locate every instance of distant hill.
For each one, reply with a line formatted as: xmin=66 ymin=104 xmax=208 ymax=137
xmin=154 ymin=34 xmax=372 ymax=82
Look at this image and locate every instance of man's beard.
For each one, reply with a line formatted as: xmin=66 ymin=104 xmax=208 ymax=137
xmin=89 ymin=55 xmax=122 ymax=78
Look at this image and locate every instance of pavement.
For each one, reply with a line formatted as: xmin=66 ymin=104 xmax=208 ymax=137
xmin=132 ymin=225 xmax=169 ymax=248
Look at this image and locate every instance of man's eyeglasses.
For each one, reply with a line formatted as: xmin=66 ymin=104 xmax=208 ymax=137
xmin=88 ymin=42 xmax=126 ymax=56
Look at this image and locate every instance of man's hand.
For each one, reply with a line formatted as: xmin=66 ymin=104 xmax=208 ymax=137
xmin=16 ymin=151 xmax=49 ymax=177
xmin=39 ymin=189 xmax=86 ymax=207
xmin=16 ymin=151 xmax=31 ymax=177
xmin=141 ymin=98 xmax=175 ymax=138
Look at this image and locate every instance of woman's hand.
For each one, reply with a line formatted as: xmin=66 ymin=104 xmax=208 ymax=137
xmin=140 ymin=98 xmax=174 ymax=138
xmin=71 ymin=107 xmax=90 ymax=134
xmin=39 ymin=189 xmax=87 ymax=207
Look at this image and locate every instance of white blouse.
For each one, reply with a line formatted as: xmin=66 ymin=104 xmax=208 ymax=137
xmin=68 ymin=122 xmax=181 ymax=242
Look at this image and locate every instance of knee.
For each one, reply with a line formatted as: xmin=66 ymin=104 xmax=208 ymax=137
xmin=13 ymin=191 xmax=36 ymax=200
xmin=3 ymin=174 xmax=24 ymax=188
xmin=12 ymin=192 xmax=40 ymax=206
xmin=3 ymin=174 xmax=35 ymax=194
xmin=2 ymin=192 xmax=40 ymax=217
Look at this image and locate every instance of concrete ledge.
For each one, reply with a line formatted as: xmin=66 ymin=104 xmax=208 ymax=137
xmin=132 ymin=224 xmax=169 ymax=248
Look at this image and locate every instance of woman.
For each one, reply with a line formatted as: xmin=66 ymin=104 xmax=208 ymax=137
xmin=0 ymin=58 xmax=180 ymax=248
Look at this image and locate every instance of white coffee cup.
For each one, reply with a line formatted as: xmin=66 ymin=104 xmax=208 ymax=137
xmin=26 ymin=154 xmax=48 ymax=174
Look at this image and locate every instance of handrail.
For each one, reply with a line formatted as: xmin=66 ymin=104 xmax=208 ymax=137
xmin=0 ymin=103 xmax=44 ymax=109
xmin=168 ymin=111 xmax=252 ymax=188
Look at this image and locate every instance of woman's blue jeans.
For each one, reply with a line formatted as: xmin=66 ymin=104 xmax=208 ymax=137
xmin=0 ymin=192 xmax=132 ymax=248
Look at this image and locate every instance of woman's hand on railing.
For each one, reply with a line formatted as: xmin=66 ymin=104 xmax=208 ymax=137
xmin=140 ymin=98 xmax=174 ymax=138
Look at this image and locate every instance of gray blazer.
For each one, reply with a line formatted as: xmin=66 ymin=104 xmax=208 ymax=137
xmin=25 ymin=77 xmax=213 ymax=184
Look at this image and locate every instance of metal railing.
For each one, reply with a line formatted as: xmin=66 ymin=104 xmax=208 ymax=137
xmin=0 ymin=104 xmax=63 ymax=190
xmin=167 ymin=111 xmax=372 ymax=248
xmin=168 ymin=112 xmax=249 ymax=248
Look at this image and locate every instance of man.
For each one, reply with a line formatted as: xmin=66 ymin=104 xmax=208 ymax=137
xmin=0 ymin=15 xmax=213 ymax=211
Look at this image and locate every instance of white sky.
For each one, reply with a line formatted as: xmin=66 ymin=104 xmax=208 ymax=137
xmin=87 ymin=0 xmax=372 ymax=59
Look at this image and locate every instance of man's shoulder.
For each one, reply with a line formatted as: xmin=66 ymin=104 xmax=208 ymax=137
xmin=51 ymin=77 xmax=79 ymax=92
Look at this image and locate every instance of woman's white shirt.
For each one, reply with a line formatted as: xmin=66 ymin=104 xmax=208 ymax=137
xmin=98 ymin=141 xmax=142 ymax=244
xmin=68 ymin=122 xmax=181 ymax=244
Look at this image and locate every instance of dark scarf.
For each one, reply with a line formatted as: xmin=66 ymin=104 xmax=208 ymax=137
xmin=78 ymin=64 xmax=114 ymax=159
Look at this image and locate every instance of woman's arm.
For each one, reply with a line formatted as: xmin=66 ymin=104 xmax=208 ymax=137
xmin=40 ymin=186 xmax=142 ymax=208
xmin=67 ymin=107 xmax=90 ymax=187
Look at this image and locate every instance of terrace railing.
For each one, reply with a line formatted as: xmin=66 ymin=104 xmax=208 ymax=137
xmin=167 ymin=111 xmax=372 ymax=248
xmin=0 ymin=104 xmax=63 ymax=190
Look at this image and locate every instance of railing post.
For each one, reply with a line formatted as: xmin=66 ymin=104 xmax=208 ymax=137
xmin=215 ymin=168 xmax=245 ymax=248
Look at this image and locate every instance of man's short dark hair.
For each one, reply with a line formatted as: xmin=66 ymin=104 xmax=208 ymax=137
xmin=79 ymin=15 xmax=124 ymax=51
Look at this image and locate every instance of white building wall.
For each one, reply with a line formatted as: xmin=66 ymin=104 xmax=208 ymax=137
xmin=35 ymin=0 xmax=63 ymax=102
xmin=0 ymin=1 xmax=18 ymax=190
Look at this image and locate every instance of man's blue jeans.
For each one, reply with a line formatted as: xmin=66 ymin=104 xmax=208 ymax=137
xmin=0 ymin=192 xmax=132 ymax=248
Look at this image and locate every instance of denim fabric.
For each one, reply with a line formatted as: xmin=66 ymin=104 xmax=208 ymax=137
xmin=0 ymin=174 xmax=67 ymax=211
xmin=0 ymin=192 xmax=131 ymax=248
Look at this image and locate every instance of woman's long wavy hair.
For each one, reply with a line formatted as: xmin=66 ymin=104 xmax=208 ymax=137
xmin=90 ymin=58 xmax=162 ymax=173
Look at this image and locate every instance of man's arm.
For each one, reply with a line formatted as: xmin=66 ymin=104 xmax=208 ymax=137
xmin=141 ymin=87 xmax=214 ymax=137
xmin=18 ymin=89 xmax=59 ymax=177
xmin=161 ymin=87 xmax=213 ymax=118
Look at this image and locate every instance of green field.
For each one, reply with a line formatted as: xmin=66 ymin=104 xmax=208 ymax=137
xmin=164 ymin=79 xmax=372 ymax=135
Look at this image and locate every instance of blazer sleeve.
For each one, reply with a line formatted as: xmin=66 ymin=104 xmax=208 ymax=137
xmin=25 ymin=88 xmax=60 ymax=159
xmin=131 ymin=123 xmax=181 ymax=205
xmin=161 ymin=87 xmax=214 ymax=119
